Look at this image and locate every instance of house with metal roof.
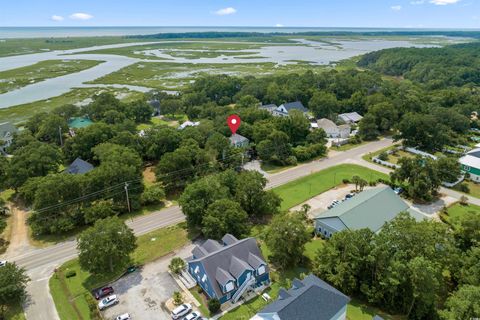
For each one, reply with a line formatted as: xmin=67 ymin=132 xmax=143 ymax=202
xmin=187 ymin=234 xmax=270 ymax=304
xmin=0 ymin=122 xmax=19 ymax=153
xmin=252 ymin=274 xmax=350 ymax=320
xmin=229 ymin=133 xmax=250 ymax=148
xmin=65 ymin=157 xmax=94 ymax=175
xmin=460 ymin=148 xmax=480 ymax=182
xmin=314 ymin=186 xmax=426 ymax=238
xmin=338 ymin=112 xmax=363 ymax=124
xmin=259 ymin=104 xmax=278 ymax=113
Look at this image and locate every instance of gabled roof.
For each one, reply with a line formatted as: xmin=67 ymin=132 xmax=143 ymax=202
xmin=216 ymin=267 xmax=235 ymax=286
xmin=222 ymin=234 xmax=238 ymax=246
xmin=260 ymin=104 xmax=278 ymax=112
xmin=189 ymin=236 xmax=267 ymax=299
xmin=339 ymin=112 xmax=363 ymax=123
xmin=316 ymin=118 xmax=338 ymax=131
xmin=258 ymin=274 xmax=350 ymax=320
xmin=229 ymin=133 xmax=249 ymax=144
xmin=460 ymin=148 xmax=480 ymax=169
xmin=315 ymin=186 xmax=412 ymax=232
xmin=280 ymin=101 xmax=307 ymax=113
xmin=66 ymin=157 xmax=94 ymax=175
xmin=0 ymin=122 xmax=18 ymax=139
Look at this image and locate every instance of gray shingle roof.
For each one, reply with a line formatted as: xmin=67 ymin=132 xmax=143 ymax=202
xmin=258 ymin=274 xmax=350 ymax=320
xmin=0 ymin=122 xmax=18 ymax=139
xmin=247 ymin=252 xmax=265 ymax=269
xmin=229 ymin=133 xmax=249 ymax=145
xmin=280 ymin=101 xmax=307 ymax=113
xmin=216 ymin=267 xmax=235 ymax=287
xmin=66 ymin=157 xmax=94 ymax=175
xmin=222 ymin=234 xmax=238 ymax=246
xmin=190 ymin=237 xmax=267 ymax=299
xmin=339 ymin=112 xmax=363 ymax=123
xmin=202 ymin=239 xmax=223 ymax=254
xmin=373 ymin=316 xmax=384 ymax=320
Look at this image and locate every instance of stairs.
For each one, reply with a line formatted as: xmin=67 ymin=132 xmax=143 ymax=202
xmin=231 ymin=276 xmax=256 ymax=303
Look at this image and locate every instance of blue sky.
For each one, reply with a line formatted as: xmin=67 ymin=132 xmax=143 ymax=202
xmin=1 ymin=0 xmax=479 ymax=28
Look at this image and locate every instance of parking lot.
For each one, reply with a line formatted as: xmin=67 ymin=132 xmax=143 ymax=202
xmin=102 ymin=244 xmax=196 ymax=320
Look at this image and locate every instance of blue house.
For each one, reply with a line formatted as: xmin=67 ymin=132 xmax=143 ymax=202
xmin=187 ymin=234 xmax=270 ymax=304
xmin=252 ymin=274 xmax=350 ymax=320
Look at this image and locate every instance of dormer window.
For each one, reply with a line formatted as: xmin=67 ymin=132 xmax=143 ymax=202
xmin=225 ymin=281 xmax=234 ymax=292
xmin=257 ymin=265 xmax=266 ymax=275
xmin=202 ymin=274 xmax=207 ymax=282
xmin=194 ymin=266 xmax=199 ymax=274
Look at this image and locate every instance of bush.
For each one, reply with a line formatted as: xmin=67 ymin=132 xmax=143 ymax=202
xmin=378 ymin=152 xmax=389 ymax=161
xmin=458 ymin=183 xmax=470 ymax=194
xmin=85 ymin=293 xmax=102 ymax=320
xmin=141 ymin=183 xmax=166 ymax=205
xmin=169 ymin=257 xmax=186 ymax=275
xmin=65 ymin=269 xmax=76 ymax=278
xmin=173 ymin=291 xmax=183 ymax=305
xmin=369 ymin=181 xmax=377 ymax=187
xmin=285 ymin=156 xmax=297 ymax=166
xmin=208 ymin=298 xmax=221 ymax=314
xmin=342 ymin=178 xmax=350 ymax=184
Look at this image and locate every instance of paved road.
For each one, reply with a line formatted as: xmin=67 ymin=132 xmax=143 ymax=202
xmin=8 ymin=139 xmax=396 ymax=319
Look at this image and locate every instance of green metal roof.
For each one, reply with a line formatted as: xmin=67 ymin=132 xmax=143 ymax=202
xmin=315 ymin=186 xmax=417 ymax=232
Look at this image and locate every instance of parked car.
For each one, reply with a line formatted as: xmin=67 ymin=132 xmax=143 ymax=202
xmin=94 ymin=286 xmax=114 ymax=300
xmin=183 ymin=312 xmax=201 ymax=320
xmin=115 ymin=313 xmax=131 ymax=320
xmin=171 ymin=303 xmax=192 ymax=319
xmin=0 ymin=260 xmax=6 ymax=267
xmin=98 ymin=295 xmax=119 ymax=310
xmin=393 ymin=187 xmax=403 ymax=195
xmin=345 ymin=193 xmax=355 ymax=200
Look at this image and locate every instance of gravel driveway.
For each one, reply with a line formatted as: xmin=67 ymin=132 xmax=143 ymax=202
xmin=102 ymin=244 xmax=196 ymax=320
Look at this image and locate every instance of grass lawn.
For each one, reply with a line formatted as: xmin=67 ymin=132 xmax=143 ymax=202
xmin=386 ymin=150 xmax=415 ymax=164
xmin=49 ymin=223 xmax=195 ymax=320
xmin=273 ymin=164 xmax=389 ymax=210
xmin=443 ymin=202 xmax=480 ymax=225
xmin=348 ymin=299 xmax=405 ymax=320
xmin=453 ymin=180 xmax=480 ymax=199
xmin=362 ymin=145 xmax=399 ymax=164
xmin=0 ymin=60 xmax=103 ymax=94
xmin=189 ymin=287 xmax=211 ymax=317
xmin=331 ymin=140 xmax=368 ymax=152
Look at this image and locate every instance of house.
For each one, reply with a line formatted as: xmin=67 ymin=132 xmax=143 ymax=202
xmin=0 ymin=122 xmax=19 ymax=153
xmin=252 ymin=274 xmax=350 ymax=320
xmin=187 ymin=234 xmax=270 ymax=304
xmin=178 ymin=121 xmax=200 ymax=130
xmin=65 ymin=157 xmax=94 ymax=175
xmin=316 ymin=119 xmax=350 ymax=139
xmin=259 ymin=104 xmax=278 ymax=113
xmin=460 ymin=148 xmax=480 ymax=182
xmin=314 ymin=186 xmax=426 ymax=238
xmin=273 ymin=101 xmax=308 ymax=117
xmin=338 ymin=112 xmax=363 ymax=124
xmin=229 ymin=134 xmax=249 ymax=148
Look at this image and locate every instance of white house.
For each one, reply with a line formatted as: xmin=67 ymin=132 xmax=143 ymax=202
xmin=178 ymin=121 xmax=200 ymax=130
xmin=338 ymin=112 xmax=363 ymax=124
xmin=273 ymin=101 xmax=308 ymax=117
xmin=316 ymin=119 xmax=350 ymax=139
xmin=460 ymin=148 xmax=480 ymax=182
xmin=0 ymin=122 xmax=19 ymax=153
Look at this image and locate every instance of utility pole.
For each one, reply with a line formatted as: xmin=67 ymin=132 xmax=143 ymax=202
xmin=58 ymin=126 xmax=63 ymax=147
xmin=124 ymin=182 xmax=131 ymax=213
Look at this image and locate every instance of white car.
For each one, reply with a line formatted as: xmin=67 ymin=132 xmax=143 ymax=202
xmin=0 ymin=260 xmax=7 ymax=267
xmin=98 ymin=295 xmax=119 ymax=310
xmin=183 ymin=312 xmax=201 ymax=320
xmin=115 ymin=313 xmax=131 ymax=320
xmin=171 ymin=303 xmax=192 ymax=319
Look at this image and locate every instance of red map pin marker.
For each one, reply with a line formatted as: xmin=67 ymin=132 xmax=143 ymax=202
xmin=227 ymin=114 xmax=241 ymax=135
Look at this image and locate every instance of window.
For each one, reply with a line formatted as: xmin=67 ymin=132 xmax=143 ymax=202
xmin=257 ymin=265 xmax=266 ymax=275
xmin=225 ymin=282 xmax=234 ymax=292
xmin=202 ymin=274 xmax=207 ymax=282
xmin=194 ymin=266 xmax=199 ymax=274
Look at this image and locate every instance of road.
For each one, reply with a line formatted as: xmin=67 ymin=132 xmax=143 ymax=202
xmin=6 ymin=138 xmax=396 ymax=319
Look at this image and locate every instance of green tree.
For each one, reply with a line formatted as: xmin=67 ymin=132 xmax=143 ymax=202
xmin=359 ymin=114 xmax=380 ymax=140
xmin=208 ymin=298 xmax=221 ymax=314
xmin=161 ymin=99 xmax=183 ymax=117
xmin=6 ymin=142 xmax=62 ymax=190
xmin=35 ymin=114 xmax=69 ymax=145
xmin=77 ymin=217 xmax=137 ymax=274
xmin=169 ymin=257 xmax=186 ymax=275
xmin=84 ymin=200 xmax=116 ymax=224
xmin=235 ymin=170 xmax=280 ymax=217
xmin=0 ymin=262 xmax=30 ymax=318
xmin=172 ymin=291 xmax=183 ymax=305
xmin=143 ymin=126 xmax=181 ymax=161
xmin=264 ymin=214 xmax=310 ymax=269
xmin=436 ymin=156 xmax=461 ymax=184
xmin=308 ymin=91 xmax=339 ymax=119
xmin=453 ymin=210 xmax=480 ymax=251
xmin=439 ymin=285 xmax=480 ymax=320
xmin=202 ymin=199 xmax=250 ymax=239
xmin=179 ymin=176 xmax=228 ymax=227
xmin=257 ymin=130 xmax=292 ymax=165
xmin=141 ymin=184 xmax=166 ymax=205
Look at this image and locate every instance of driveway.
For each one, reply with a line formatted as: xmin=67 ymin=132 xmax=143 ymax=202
xmin=102 ymin=244 xmax=196 ymax=320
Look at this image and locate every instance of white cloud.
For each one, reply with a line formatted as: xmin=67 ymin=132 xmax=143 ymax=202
xmin=69 ymin=12 xmax=94 ymax=20
xmin=391 ymin=5 xmax=402 ymax=10
xmin=51 ymin=15 xmax=64 ymax=21
xmin=275 ymin=23 xmax=284 ymax=27
xmin=410 ymin=0 xmax=425 ymax=4
xmin=430 ymin=0 xmax=461 ymax=5
xmin=214 ymin=7 xmax=237 ymax=16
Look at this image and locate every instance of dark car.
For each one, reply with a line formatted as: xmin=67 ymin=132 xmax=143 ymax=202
xmin=93 ymin=286 xmax=114 ymax=300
